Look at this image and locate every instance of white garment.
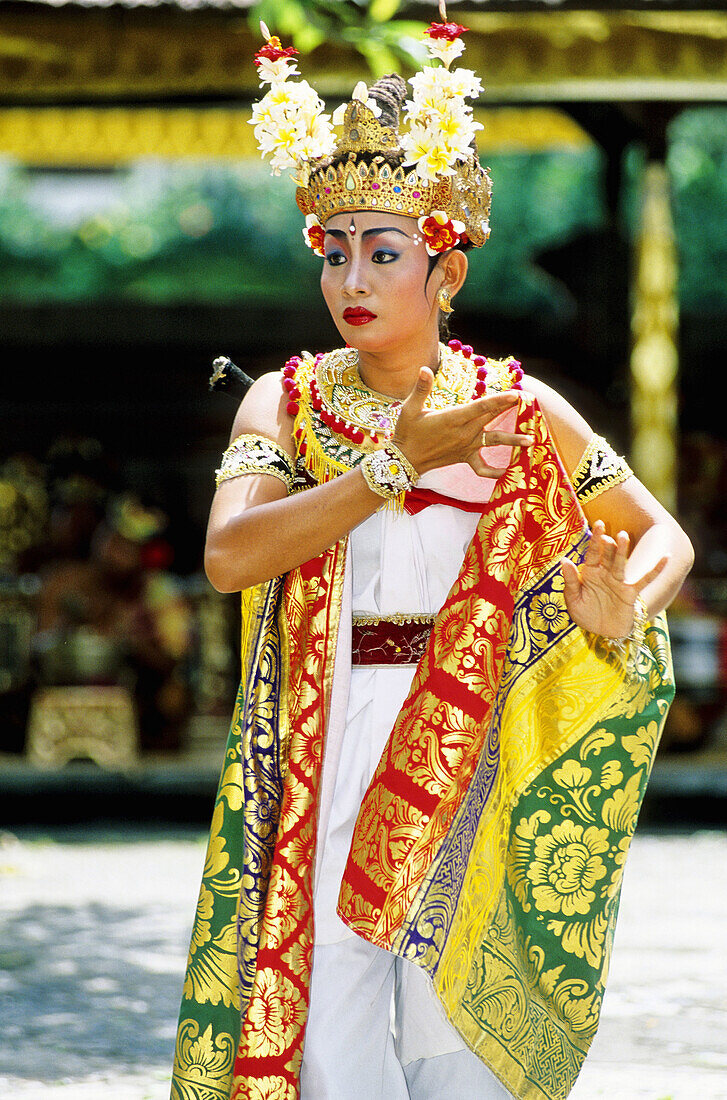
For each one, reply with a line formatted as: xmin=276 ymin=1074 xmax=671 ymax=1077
xmin=309 ymin=464 xmax=512 ymax=1088
xmin=301 ymin=939 xmax=513 ymax=1100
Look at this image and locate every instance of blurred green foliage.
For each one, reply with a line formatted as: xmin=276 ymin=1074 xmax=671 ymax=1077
xmin=621 ymin=107 xmax=727 ymax=317
xmin=249 ymin=0 xmax=427 ymax=75
xmin=668 ymin=108 xmax=727 ymax=316
xmin=0 ymin=107 xmax=724 ymax=319
xmin=0 ymin=149 xmax=605 ymax=321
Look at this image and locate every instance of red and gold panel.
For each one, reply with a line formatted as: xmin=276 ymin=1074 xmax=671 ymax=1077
xmin=230 ymin=541 xmax=345 ymax=1097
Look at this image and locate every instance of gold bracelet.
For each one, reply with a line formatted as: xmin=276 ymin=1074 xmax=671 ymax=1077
xmin=360 ymin=447 xmax=416 ymax=500
xmin=385 ymin=441 xmax=419 ymax=485
xmin=601 ymin=595 xmax=649 ymax=673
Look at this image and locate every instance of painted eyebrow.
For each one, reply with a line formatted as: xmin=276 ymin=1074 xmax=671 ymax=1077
xmin=324 ymin=227 xmax=411 ymax=241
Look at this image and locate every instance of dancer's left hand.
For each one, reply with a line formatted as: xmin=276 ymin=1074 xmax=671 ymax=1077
xmin=561 ymin=520 xmax=669 ymax=638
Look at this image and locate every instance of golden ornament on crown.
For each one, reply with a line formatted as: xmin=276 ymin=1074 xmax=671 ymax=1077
xmin=294 ymin=98 xmax=492 ymax=249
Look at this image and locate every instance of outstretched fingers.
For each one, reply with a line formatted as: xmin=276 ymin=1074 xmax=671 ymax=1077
xmin=584 ymin=520 xmax=613 ymax=568
xmin=481 ymin=429 xmax=535 ymax=449
xmin=610 ymin=530 xmax=630 ymax=581
xmin=463 ymin=392 xmax=519 ymax=427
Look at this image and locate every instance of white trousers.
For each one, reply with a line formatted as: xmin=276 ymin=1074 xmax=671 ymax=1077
xmin=300 ymin=936 xmax=513 ymax=1100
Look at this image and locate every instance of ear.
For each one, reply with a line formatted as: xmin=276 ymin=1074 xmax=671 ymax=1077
xmin=439 ymin=249 xmax=468 ymax=298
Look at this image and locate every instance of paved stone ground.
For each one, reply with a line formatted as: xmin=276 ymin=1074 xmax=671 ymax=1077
xmin=1 ymin=827 xmax=726 ymax=1100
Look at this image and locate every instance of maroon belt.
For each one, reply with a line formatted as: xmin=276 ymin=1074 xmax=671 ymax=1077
xmin=351 ymin=615 xmax=435 ymax=666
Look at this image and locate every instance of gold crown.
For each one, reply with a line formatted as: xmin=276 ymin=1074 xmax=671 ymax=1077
xmin=295 ymin=99 xmax=492 ymax=248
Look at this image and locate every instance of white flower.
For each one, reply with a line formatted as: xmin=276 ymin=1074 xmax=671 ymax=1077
xmin=436 ymin=106 xmax=482 ymax=155
xmin=401 ymin=98 xmax=481 ymax=175
xmin=448 ymin=68 xmax=484 ymax=100
xmin=401 ymin=125 xmax=458 ymax=181
xmin=297 ymin=114 xmax=337 ymax=160
xmin=250 ymin=77 xmax=335 ymax=173
xmin=402 ymin=60 xmax=484 ymax=181
xmin=408 ymin=66 xmax=482 ymax=108
xmin=256 ymin=56 xmax=300 ymax=86
xmin=426 ymin=37 xmax=465 ymax=68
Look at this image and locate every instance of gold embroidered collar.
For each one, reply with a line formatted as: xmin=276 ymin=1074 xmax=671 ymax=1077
xmin=283 ymin=342 xmax=523 ymax=485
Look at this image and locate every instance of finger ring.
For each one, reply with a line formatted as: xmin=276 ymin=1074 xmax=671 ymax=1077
xmin=481 ymin=431 xmax=490 ymax=447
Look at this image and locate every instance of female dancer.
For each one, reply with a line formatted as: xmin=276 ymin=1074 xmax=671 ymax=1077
xmin=172 ymin=20 xmax=692 ymax=1100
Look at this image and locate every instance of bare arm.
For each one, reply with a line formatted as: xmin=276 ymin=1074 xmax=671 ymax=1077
xmin=205 ymin=367 xmax=533 ymax=593
xmin=525 ymin=374 xmax=694 ymax=634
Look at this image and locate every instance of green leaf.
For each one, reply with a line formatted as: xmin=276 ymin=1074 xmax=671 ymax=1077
xmin=355 ymin=39 xmax=400 ymax=78
xmin=368 ymin=0 xmax=402 ymax=24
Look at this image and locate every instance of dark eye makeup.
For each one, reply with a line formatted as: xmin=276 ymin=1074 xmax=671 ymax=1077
xmin=324 ymin=247 xmax=399 ymax=266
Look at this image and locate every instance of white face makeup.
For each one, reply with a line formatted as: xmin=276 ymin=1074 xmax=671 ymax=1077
xmin=320 ymin=211 xmax=439 ymax=355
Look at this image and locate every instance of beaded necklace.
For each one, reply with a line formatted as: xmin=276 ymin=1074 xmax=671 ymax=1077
xmin=281 ymin=341 xmax=523 ymax=485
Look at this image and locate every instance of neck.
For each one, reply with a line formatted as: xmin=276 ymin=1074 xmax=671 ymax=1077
xmin=355 ymin=329 xmax=440 ymax=401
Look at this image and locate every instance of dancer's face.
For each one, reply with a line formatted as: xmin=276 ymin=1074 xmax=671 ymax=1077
xmin=320 ymin=211 xmax=440 ymax=354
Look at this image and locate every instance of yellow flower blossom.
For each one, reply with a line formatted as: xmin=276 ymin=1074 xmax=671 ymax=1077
xmin=529 ymin=591 xmax=569 ymax=635
xmin=528 ymin=820 xmax=609 ymax=916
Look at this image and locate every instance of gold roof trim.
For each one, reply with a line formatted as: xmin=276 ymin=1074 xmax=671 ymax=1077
xmin=0 ymin=107 xmax=592 ymax=166
xmin=0 ymin=11 xmax=725 ymax=102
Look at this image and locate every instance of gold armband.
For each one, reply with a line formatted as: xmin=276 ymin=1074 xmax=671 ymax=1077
xmin=215 ymin=434 xmax=295 ymax=491
xmin=571 ymin=434 xmax=632 ymax=506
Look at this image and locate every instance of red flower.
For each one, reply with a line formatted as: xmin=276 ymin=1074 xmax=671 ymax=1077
xmin=303 ymin=217 xmax=326 ymax=257
xmin=425 ymin=21 xmax=469 ymax=42
xmin=254 ymin=37 xmax=299 ymax=66
xmin=418 ymin=212 xmax=466 ymax=256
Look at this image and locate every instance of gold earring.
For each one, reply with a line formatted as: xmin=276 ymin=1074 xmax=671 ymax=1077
xmin=437 ymin=287 xmax=454 ymax=314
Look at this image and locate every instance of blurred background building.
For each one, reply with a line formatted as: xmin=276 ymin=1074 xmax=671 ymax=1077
xmin=0 ymin=0 xmax=725 ymax=816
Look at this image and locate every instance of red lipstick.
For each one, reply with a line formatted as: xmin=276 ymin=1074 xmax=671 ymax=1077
xmin=343 ymin=306 xmax=377 ymax=326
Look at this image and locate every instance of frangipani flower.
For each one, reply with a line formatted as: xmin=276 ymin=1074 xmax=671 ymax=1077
xmin=417 ymin=211 xmax=466 ymax=255
xmin=402 ymin=20 xmax=484 ymax=183
xmin=402 ymin=126 xmax=456 ymax=181
xmin=407 ymin=65 xmax=483 ymax=109
xmin=255 ymin=55 xmax=300 ymax=86
xmin=430 ymin=100 xmax=482 ymax=148
xmin=401 ymin=106 xmax=480 ymax=179
xmin=426 ymin=37 xmax=466 ymax=68
xmin=424 ymin=21 xmax=469 ymax=69
xmin=447 ymin=68 xmax=484 ymax=100
xmin=253 ymin=35 xmax=300 ymax=85
xmin=250 ymin=26 xmax=336 ymax=173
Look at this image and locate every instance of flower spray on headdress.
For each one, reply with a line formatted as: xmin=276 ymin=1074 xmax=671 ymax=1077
xmin=250 ymin=3 xmax=492 ymax=257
